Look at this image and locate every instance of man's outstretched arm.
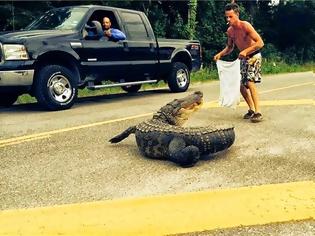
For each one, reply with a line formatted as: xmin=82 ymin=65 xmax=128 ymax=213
xmin=110 ymin=29 xmax=126 ymax=41
xmin=239 ymin=22 xmax=264 ymax=58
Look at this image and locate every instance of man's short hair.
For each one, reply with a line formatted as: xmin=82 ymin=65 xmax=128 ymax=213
xmin=225 ymin=3 xmax=240 ymax=14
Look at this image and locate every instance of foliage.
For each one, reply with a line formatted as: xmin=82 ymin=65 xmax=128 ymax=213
xmin=0 ymin=0 xmax=314 ymax=64
xmin=264 ymin=0 xmax=315 ymax=62
xmin=147 ymin=4 xmax=167 ymax=38
xmin=191 ymin=67 xmax=219 ymax=82
xmin=187 ymin=0 xmax=198 ymax=40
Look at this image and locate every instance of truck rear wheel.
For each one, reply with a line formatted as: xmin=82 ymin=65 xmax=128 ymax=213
xmin=121 ymin=84 xmax=141 ymax=93
xmin=0 ymin=93 xmax=19 ymax=107
xmin=167 ymin=62 xmax=190 ymax=92
xmin=35 ymin=65 xmax=78 ymax=111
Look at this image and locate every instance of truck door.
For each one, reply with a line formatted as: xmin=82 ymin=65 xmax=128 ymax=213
xmin=79 ymin=37 xmax=126 ymax=80
xmin=120 ymin=11 xmax=158 ymax=81
xmin=73 ymin=10 xmax=128 ymax=81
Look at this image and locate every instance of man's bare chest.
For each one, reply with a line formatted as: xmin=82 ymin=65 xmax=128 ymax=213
xmin=230 ymin=28 xmax=252 ymax=49
xmin=231 ymin=29 xmax=249 ymax=43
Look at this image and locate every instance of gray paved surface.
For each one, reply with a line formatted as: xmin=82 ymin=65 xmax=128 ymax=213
xmin=0 ymin=71 xmax=314 ymax=235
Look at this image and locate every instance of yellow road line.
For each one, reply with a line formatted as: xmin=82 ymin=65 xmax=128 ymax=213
xmin=0 ymin=135 xmax=51 ymax=148
xmin=0 ymin=181 xmax=314 ymax=235
xmin=203 ymin=99 xmax=314 ymax=109
xmin=260 ymin=82 xmax=314 ymax=94
xmin=259 ymin=99 xmax=314 ymax=106
xmin=0 ymin=113 xmax=152 ymax=146
xmin=1 ymin=99 xmax=314 ymax=148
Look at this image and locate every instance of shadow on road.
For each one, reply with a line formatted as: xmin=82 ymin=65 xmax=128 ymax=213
xmin=0 ymin=88 xmax=170 ymax=113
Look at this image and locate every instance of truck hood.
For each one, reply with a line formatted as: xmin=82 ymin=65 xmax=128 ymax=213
xmin=0 ymin=30 xmax=76 ymax=43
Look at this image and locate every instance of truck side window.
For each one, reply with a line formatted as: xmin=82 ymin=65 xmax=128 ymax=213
xmin=84 ymin=10 xmax=120 ymax=40
xmin=121 ymin=12 xmax=149 ymax=40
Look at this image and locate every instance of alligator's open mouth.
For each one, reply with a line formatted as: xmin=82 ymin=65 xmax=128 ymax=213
xmin=174 ymin=91 xmax=203 ymax=125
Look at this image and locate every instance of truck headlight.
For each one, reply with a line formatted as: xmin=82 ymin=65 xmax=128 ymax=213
xmin=3 ymin=44 xmax=29 ymax=60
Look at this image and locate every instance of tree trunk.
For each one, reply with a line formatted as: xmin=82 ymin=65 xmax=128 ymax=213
xmin=188 ymin=0 xmax=197 ymax=39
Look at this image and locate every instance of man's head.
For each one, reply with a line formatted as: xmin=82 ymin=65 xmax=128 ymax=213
xmin=102 ymin=17 xmax=111 ymax=30
xmin=225 ymin=3 xmax=240 ymax=26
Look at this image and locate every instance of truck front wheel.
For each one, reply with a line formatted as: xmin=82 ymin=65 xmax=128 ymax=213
xmin=35 ymin=65 xmax=78 ymax=111
xmin=0 ymin=93 xmax=20 ymax=107
xmin=167 ymin=62 xmax=190 ymax=92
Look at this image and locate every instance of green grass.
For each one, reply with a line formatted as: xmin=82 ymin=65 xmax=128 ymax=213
xmin=16 ymin=61 xmax=314 ymax=105
xmin=262 ymin=60 xmax=315 ymax=74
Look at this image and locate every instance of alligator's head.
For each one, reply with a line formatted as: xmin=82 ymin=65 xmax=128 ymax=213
xmin=153 ymin=91 xmax=203 ymax=126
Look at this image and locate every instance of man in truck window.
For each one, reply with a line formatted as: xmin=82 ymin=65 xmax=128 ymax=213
xmin=214 ymin=3 xmax=264 ymax=123
xmin=102 ymin=16 xmax=126 ymax=41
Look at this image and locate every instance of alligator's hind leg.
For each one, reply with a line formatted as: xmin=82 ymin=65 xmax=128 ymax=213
xmin=168 ymin=137 xmax=200 ymax=167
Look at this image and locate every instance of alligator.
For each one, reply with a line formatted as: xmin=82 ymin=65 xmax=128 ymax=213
xmin=109 ymin=91 xmax=235 ymax=167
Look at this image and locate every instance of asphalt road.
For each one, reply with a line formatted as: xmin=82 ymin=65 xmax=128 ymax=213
xmin=0 ymin=71 xmax=314 ymax=235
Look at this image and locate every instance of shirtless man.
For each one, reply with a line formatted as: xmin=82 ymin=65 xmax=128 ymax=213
xmin=214 ymin=3 xmax=264 ymax=122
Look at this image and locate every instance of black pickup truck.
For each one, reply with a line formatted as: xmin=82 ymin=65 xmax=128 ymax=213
xmin=0 ymin=5 xmax=202 ymax=110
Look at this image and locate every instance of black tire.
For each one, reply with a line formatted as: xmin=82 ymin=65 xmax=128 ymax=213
xmin=35 ymin=65 xmax=78 ymax=111
xmin=167 ymin=62 xmax=190 ymax=92
xmin=0 ymin=93 xmax=19 ymax=107
xmin=121 ymin=84 xmax=141 ymax=93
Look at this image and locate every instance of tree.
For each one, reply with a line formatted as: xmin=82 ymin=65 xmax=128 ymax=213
xmin=0 ymin=0 xmax=313 ymax=64
xmin=187 ymin=0 xmax=198 ymax=40
xmin=0 ymin=1 xmax=52 ymax=31
xmin=270 ymin=0 xmax=315 ymax=62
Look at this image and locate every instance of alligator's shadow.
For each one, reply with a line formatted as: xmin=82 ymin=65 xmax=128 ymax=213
xmin=200 ymin=149 xmax=230 ymax=161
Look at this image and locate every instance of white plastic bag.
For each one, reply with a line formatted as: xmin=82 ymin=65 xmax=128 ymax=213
xmin=216 ymin=59 xmax=241 ymax=109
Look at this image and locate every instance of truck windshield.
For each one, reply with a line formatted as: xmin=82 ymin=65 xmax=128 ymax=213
xmin=25 ymin=7 xmax=88 ymax=30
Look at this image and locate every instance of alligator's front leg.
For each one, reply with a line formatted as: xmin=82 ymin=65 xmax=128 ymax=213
xmin=168 ymin=137 xmax=200 ymax=167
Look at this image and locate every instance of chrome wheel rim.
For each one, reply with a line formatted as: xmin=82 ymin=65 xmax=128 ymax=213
xmin=176 ymin=69 xmax=188 ymax=88
xmin=47 ymin=74 xmax=72 ymax=103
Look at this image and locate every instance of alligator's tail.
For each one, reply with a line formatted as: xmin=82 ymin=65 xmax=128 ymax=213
xmin=195 ymin=125 xmax=235 ymax=153
xmin=109 ymin=126 xmax=136 ymax=143
xmin=211 ymin=126 xmax=235 ymax=152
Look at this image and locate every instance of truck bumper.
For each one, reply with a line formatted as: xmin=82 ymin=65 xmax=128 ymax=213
xmin=0 ymin=60 xmax=35 ymax=86
xmin=0 ymin=69 xmax=34 ymax=86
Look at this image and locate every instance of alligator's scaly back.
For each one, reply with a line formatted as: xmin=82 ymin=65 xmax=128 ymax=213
xmin=109 ymin=91 xmax=235 ymax=167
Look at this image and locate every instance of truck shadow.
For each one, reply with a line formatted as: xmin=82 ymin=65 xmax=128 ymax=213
xmin=76 ymin=88 xmax=170 ymax=105
xmin=0 ymin=88 xmax=171 ymax=112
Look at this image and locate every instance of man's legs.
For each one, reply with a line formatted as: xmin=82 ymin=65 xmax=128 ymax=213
xmin=240 ymin=84 xmax=255 ymax=112
xmin=240 ymin=82 xmax=262 ymax=121
xmin=240 ymin=55 xmax=262 ymax=121
xmin=246 ymin=81 xmax=261 ymax=114
xmin=247 ymin=81 xmax=262 ymax=122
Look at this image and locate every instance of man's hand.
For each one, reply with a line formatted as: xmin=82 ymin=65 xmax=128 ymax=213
xmin=213 ymin=53 xmax=221 ymax=62
xmin=238 ymin=50 xmax=247 ymax=59
xmin=104 ymin=29 xmax=112 ymax=37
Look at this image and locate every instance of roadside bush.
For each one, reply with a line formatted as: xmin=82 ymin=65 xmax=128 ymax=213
xmin=262 ymin=43 xmax=281 ymax=62
xmin=191 ymin=67 xmax=218 ymax=82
